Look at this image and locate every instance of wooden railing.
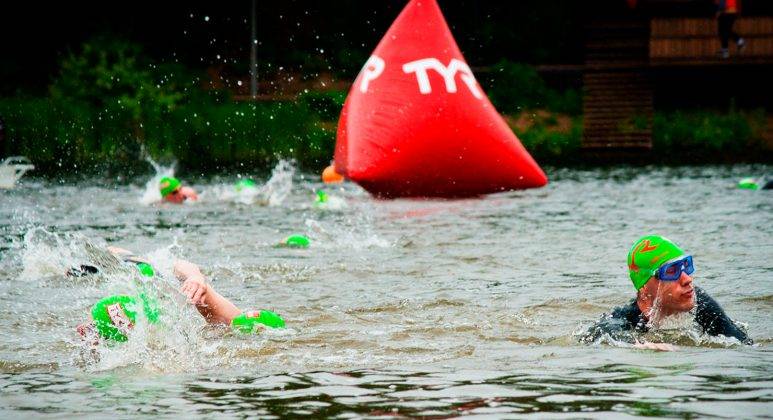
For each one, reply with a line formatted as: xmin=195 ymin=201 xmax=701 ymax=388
xmin=650 ymin=17 xmax=773 ymax=63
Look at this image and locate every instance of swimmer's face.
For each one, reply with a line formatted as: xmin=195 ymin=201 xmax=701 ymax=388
xmin=163 ymin=188 xmax=186 ymax=203
xmin=651 ymin=271 xmax=696 ymax=312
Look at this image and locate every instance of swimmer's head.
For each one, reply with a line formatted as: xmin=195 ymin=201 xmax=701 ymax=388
xmin=89 ymin=295 xmax=140 ymax=342
xmin=159 ymin=176 xmax=181 ymax=197
xmin=235 ymin=179 xmax=257 ymax=192
xmin=279 ymin=234 xmax=310 ymax=248
xmin=87 ymin=294 xmax=160 ymax=342
xmin=628 ymin=235 xmax=684 ymax=290
xmin=135 ymin=262 xmax=155 ymax=278
xmin=629 ymin=235 xmax=695 ymax=312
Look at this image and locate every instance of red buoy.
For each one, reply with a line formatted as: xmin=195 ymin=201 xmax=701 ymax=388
xmin=334 ymin=0 xmax=548 ymax=198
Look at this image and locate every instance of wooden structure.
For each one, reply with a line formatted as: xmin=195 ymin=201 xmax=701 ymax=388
xmin=582 ymin=1 xmax=773 ymax=151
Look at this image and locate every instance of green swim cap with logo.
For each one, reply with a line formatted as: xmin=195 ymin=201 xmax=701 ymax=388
xmin=159 ymin=176 xmax=181 ymax=197
xmin=627 ymin=235 xmax=685 ymax=290
xmin=231 ymin=310 xmax=285 ymax=333
xmin=91 ymin=294 xmax=160 ymax=342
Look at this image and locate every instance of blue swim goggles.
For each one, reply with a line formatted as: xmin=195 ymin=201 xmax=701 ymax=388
xmin=656 ymin=255 xmax=694 ymax=281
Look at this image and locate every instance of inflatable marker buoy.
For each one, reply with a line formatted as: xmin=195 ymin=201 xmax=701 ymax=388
xmin=231 ymin=310 xmax=285 ymax=333
xmin=334 ymin=0 xmax=547 ymax=198
xmin=279 ymin=234 xmax=310 ymax=248
xmin=235 ymin=179 xmax=257 ymax=192
xmin=90 ymin=295 xmax=159 ymax=342
xmin=322 ymin=165 xmax=344 ymax=184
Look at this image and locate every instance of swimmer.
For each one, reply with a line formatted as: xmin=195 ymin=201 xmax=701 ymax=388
xmin=738 ymin=176 xmax=773 ymax=190
xmin=75 ymin=246 xmax=283 ymax=343
xmin=159 ymin=176 xmax=198 ymax=203
xmin=580 ymin=235 xmax=751 ymax=350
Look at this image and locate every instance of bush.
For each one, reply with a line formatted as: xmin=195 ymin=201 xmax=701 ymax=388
xmin=514 ymin=115 xmax=582 ymax=161
xmin=485 ymin=60 xmax=581 ymax=115
xmin=652 ymin=109 xmax=765 ymax=155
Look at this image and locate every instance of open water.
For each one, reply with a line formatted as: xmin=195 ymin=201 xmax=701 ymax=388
xmin=0 ymin=163 xmax=771 ymax=418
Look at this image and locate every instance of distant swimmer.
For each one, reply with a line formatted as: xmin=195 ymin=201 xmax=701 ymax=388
xmin=74 ymin=246 xmax=284 ymax=344
xmin=580 ymin=235 xmax=751 ymax=349
xmin=738 ymin=176 xmax=773 ymax=190
xmin=159 ymin=176 xmax=198 ymax=203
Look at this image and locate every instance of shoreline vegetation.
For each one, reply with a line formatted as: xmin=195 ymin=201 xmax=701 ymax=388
xmin=1 ymin=38 xmax=770 ymax=175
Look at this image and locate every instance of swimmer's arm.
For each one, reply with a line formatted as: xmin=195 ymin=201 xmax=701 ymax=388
xmin=695 ymin=290 xmax=752 ymax=344
xmin=174 ymin=259 xmax=241 ymax=325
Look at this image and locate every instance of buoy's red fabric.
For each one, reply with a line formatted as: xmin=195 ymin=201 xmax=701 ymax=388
xmin=334 ymin=0 xmax=548 ymax=198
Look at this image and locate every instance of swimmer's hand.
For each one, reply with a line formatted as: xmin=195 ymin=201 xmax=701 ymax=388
xmin=175 ymin=259 xmax=209 ymax=305
xmin=633 ymin=341 xmax=676 ymax=352
xmin=181 ymin=277 xmax=209 ymax=305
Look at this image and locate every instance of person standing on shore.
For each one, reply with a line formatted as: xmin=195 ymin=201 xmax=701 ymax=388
xmin=716 ymin=0 xmax=746 ymax=58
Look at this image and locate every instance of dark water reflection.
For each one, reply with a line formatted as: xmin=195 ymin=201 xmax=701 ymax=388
xmin=0 ymin=164 xmax=771 ymax=417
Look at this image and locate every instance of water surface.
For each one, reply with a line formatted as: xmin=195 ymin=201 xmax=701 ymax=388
xmin=1 ymin=164 xmax=771 ymax=417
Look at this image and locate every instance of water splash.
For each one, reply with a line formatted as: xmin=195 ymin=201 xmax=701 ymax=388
xmin=140 ymin=155 xmax=175 ymax=205
xmin=209 ymin=159 xmax=296 ymax=206
xmin=261 ymin=159 xmax=295 ymax=206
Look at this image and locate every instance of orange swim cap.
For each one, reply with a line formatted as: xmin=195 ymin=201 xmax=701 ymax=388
xmin=322 ymin=164 xmax=344 ymax=184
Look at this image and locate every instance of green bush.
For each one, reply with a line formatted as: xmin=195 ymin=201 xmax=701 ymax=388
xmin=652 ymin=109 xmax=764 ymax=155
xmin=515 ymin=116 xmax=582 ymax=161
xmin=485 ymin=60 xmax=581 ymax=115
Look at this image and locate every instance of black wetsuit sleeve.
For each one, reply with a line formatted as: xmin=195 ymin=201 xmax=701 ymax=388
xmin=580 ymin=301 xmax=640 ymax=344
xmin=695 ymin=288 xmax=752 ymax=344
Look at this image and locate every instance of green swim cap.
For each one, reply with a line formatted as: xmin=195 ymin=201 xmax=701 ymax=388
xmin=315 ymin=190 xmax=328 ymax=204
xmin=231 ymin=310 xmax=285 ymax=333
xmin=159 ymin=177 xmax=181 ymax=197
xmin=135 ymin=262 xmax=155 ymax=278
xmin=738 ymin=178 xmax=759 ymax=190
xmin=281 ymin=234 xmax=310 ymax=248
xmin=235 ymin=179 xmax=257 ymax=192
xmin=91 ymin=295 xmax=140 ymax=342
xmin=91 ymin=294 xmax=160 ymax=341
xmin=627 ymin=235 xmax=685 ymax=290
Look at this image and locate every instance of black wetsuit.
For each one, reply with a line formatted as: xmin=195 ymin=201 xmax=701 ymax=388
xmin=581 ymin=287 xmax=751 ymax=344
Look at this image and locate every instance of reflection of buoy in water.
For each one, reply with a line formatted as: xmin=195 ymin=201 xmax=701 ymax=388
xmin=322 ymin=165 xmax=344 ymax=184
xmin=231 ymin=310 xmax=285 ymax=333
xmin=279 ymin=234 xmax=310 ymax=248
xmin=333 ymin=0 xmax=547 ymax=198
xmin=235 ymin=179 xmax=257 ymax=192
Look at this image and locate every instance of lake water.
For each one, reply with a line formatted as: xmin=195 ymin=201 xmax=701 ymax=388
xmin=1 ymin=164 xmax=771 ymax=418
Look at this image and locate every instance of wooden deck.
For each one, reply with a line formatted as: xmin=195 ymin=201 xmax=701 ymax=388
xmin=650 ymin=17 xmax=773 ymax=64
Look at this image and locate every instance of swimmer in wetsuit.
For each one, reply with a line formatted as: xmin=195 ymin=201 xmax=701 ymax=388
xmin=580 ymin=235 xmax=751 ymax=350
xmin=73 ymin=246 xmax=283 ymax=343
xmin=159 ymin=176 xmax=198 ymax=204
